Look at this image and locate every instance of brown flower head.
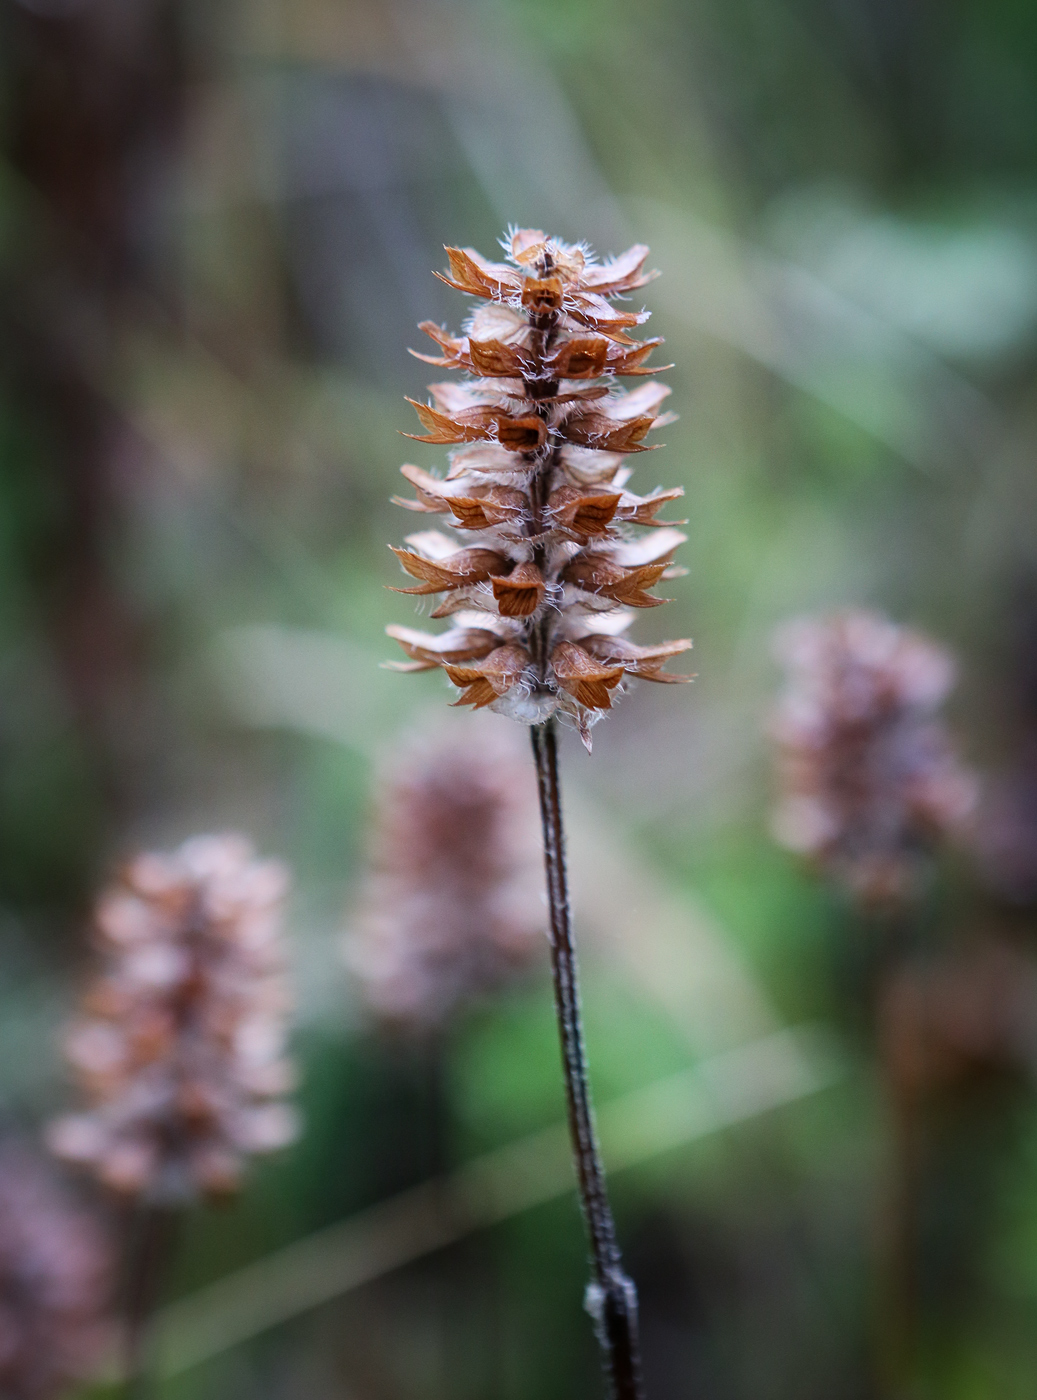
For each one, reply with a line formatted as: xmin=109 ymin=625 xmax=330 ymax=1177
xmin=770 ymin=610 xmax=977 ymax=904
xmin=0 ymin=1145 xmax=113 ymax=1399
xmin=386 ymin=229 xmax=692 ymax=749
xmin=48 ymin=834 xmax=299 ymax=1202
xmin=345 ymin=722 xmax=545 ymax=1031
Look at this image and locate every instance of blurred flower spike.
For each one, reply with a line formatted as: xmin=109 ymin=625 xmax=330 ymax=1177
xmin=345 ymin=723 xmax=545 ymax=1032
xmin=48 ymin=834 xmax=299 ymax=1203
xmin=0 ymin=1144 xmax=113 ymax=1400
xmin=386 ymin=227 xmax=692 ymax=749
xmin=770 ymin=610 xmax=978 ymax=905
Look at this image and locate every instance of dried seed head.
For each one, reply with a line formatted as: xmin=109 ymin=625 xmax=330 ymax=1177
xmin=0 ymin=1145 xmax=113 ymax=1399
xmin=770 ymin=610 xmax=977 ymax=904
xmin=345 ymin=721 xmax=545 ymax=1031
xmin=387 ymin=229 xmax=692 ymax=750
xmin=48 ymin=834 xmax=299 ymax=1203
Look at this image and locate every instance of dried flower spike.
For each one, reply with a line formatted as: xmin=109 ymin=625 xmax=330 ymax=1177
xmin=346 ymin=722 xmax=544 ymax=1032
xmin=385 ymin=230 xmax=682 ymax=1400
xmin=770 ymin=610 xmax=977 ymax=904
xmin=387 ymin=228 xmax=691 ymax=750
xmin=48 ymin=834 xmax=299 ymax=1203
xmin=0 ymin=1145 xmax=113 ymax=1399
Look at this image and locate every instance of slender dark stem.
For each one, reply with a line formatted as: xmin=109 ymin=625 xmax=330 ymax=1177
xmin=531 ymin=718 xmax=646 ymax=1400
xmin=123 ymin=1204 xmax=180 ymax=1400
xmin=877 ymin=1083 xmax=921 ymax=1398
xmin=871 ymin=910 xmax=924 ymax=1398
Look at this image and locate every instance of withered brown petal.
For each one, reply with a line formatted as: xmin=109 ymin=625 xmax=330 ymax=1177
xmin=491 ymin=561 xmax=546 ymax=618
xmin=550 ymin=641 xmax=625 ymax=711
xmin=435 ymin=247 xmax=521 ymax=300
xmin=548 ymin=487 xmax=622 ymax=536
xmin=390 ymin=494 xmax=439 ymax=514
xmin=495 ymin=415 xmax=547 ymax=452
xmin=443 ymin=645 xmax=530 ymax=705
xmin=404 ymin=400 xmax=547 ymax=453
xmin=511 ymin=227 xmax=549 ymax=260
xmin=402 ymin=399 xmax=481 ymax=444
xmin=616 ymin=487 xmax=687 ymax=527
xmin=449 ymin=679 xmax=499 ymax=709
xmin=579 ymin=244 xmax=656 ymax=295
xmin=409 ymin=321 xmax=467 ymax=368
xmin=468 ymin=339 xmax=534 ymax=377
xmin=393 ymin=463 xmax=453 ymax=514
xmin=386 ymin=624 xmax=503 ymax=667
xmin=521 ymin=276 xmax=564 ymax=314
xmin=578 ymin=633 xmax=693 ymax=681
xmin=562 ymin=412 xmax=659 ymax=453
xmin=567 ymin=291 xmax=650 ymax=332
xmin=389 ymin=545 xmax=506 ymax=594
xmin=548 ymin=337 xmax=610 ymax=379
xmin=447 ymin=487 xmax=527 ymax=530
xmin=607 ymin=338 xmax=669 ymax=375
xmin=562 ymin=556 xmax=670 ymax=608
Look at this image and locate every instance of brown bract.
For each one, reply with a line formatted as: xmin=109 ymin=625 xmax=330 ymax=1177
xmin=444 ymin=645 xmax=531 ymax=709
xmin=551 ymin=641 xmax=625 ymax=711
xmin=491 ymin=561 xmax=546 ymax=618
xmin=48 ymin=835 xmax=299 ymax=1203
xmin=389 ymin=544 xmax=506 ymax=595
xmin=387 ymin=228 xmax=691 ymax=747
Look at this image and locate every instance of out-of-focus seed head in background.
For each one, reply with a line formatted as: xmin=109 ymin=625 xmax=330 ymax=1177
xmin=48 ymin=834 xmax=298 ymax=1203
xmin=345 ymin=720 xmax=544 ymax=1032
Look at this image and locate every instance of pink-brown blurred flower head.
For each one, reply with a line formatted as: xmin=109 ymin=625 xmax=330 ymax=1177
xmin=345 ymin=721 xmax=545 ymax=1031
xmin=0 ymin=1144 xmax=113 ymax=1399
xmin=770 ymin=610 xmax=977 ymax=904
xmin=48 ymin=834 xmax=299 ymax=1203
xmin=385 ymin=228 xmax=692 ymax=749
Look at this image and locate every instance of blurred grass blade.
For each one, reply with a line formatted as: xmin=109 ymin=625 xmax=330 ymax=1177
xmin=154 ymin=1025 xmax=844 ymax=1377
xmin=635 ymin=199 xmax=1000 ymax=473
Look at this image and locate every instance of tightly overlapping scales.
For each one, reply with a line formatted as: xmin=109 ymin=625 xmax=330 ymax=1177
xmin=387 ymin=228 xmax=692 ymax=743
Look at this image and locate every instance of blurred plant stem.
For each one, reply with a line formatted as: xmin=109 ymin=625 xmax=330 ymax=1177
xmin=531 ymin=719 xmax=645 ymax=1400
xmin=124 ymin=1205 xmax=180 ymax=1400
xmin=877 ymin=1087 xmax=922 ymax=1400
xmin=869 ymin=911 xmax=925 ymax=1400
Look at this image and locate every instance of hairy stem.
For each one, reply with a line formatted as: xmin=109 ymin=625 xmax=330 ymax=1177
xmin=531 ymin=719 xmax=646 ymax=1400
